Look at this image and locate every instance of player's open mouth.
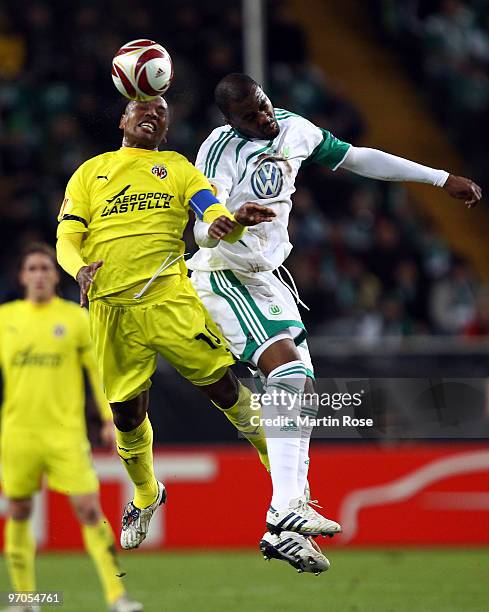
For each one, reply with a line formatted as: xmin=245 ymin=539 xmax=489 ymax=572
xmin=139 ymin=122 xmax=157 ymax=133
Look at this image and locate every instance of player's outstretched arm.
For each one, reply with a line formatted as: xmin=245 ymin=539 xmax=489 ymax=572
xmin=340 ymin=146 xmax=482 ymax=207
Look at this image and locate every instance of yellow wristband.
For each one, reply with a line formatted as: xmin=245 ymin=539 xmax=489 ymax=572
xmin=202 ymin=204 xmax=246 ymax=243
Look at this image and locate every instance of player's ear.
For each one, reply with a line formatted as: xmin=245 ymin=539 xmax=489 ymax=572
xmin=119 ymin=114 xmax=127 ymax=130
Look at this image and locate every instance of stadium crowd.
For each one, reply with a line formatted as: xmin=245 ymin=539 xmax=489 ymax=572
xmin=0 ymin=0 xmax=485 ymax=338
xmin=375 ymin=0 xmax=489 ymax=192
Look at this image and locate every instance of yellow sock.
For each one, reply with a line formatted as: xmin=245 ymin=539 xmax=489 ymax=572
xmin=5 ymin=518 xmax=36 ymax=591
xmin=82 ymin=518 xmax=125 ymax=606
xmin=214 ymin=383 xmax=270 ymax=471
xmin=116 ymin=415 xmax=159 ymax=509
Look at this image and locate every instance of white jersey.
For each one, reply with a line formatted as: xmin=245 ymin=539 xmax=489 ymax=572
xmin=187 ymin=109 xmax=350 ymax=273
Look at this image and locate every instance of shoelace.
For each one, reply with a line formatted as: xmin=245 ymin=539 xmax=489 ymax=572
xmin=275 ymin=265 xmax=310 ymax=311
xmin=297 ymin=499 xmax=325 ymax=522
xmin=308 ymin=499 xmax=323 ymax=510
xmin=133 ymin=252 xmax=187 ymax=299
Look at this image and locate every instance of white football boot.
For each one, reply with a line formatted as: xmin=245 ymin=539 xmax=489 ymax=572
xmin=109 ymin=595 xmax=144 ymax=612
xmin=266 ymin=496 xmax=342 ymax=537
xmin=260 ymin=530 xmax=330 ymax=575
xmin=120 ymin=481 xmax=166 ymax=549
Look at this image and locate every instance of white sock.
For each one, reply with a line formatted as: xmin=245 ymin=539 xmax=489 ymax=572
xmin=297 ymin=388 xmax=318 ymax=495
xmin=264 ymin=360 xmax=307 ymax=510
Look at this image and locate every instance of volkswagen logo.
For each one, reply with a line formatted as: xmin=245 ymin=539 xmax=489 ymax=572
xmin=251 ymin=161 xmax=283 ymax=199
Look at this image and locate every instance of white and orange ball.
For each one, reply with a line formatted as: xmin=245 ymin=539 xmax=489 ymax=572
xmin=111 ymin=39 xmax=173 ymax=101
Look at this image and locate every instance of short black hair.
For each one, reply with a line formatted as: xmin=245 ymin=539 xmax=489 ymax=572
xmin=214 ymin=73 xmax=259 ymax=116
xmin=20 ymin=242 xmax=57 ymax=269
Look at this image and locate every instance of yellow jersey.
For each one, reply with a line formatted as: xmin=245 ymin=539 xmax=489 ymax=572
xmin=57 ymin=147 xmax=212 ymax=299
xmin=0 ymin=297 xmax=111 ymax=436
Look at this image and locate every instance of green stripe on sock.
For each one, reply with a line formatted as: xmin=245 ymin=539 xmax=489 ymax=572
xmin=270 ymin=365 xmax=308 ymax=378
xmin=268 ymin=382 xmax=302 ymax=395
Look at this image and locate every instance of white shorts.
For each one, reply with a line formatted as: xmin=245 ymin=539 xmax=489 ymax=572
xmin=191 ymin=269 xmax=314 ymax=376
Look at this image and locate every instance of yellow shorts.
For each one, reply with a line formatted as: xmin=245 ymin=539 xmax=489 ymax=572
xmin=89 ymin=274 xmax=235 ymax=403
xmin=1 ymin=429 xmax=99 ymax=499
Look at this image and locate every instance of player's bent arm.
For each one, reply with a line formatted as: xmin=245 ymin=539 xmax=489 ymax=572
xmin=190 ymin=189 xmax=247 ymax=244
xmin=193 ymin=202 xmax=277 ymax=246
xmin=56 ymin=231 xmax=87 ymax=279
xmin=194 ymin=219 xmax=220 ymax=248
xmin=203 ymin=204 xmax=247 ymax=243
xmin=339 ymin=146 xmax=449 ymax=186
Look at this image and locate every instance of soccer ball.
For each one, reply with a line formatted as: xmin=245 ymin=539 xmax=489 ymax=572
xmin=111 ymin=39 xmax=173 ymax=101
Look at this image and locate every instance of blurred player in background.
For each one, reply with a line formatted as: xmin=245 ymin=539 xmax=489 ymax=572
xmin=55 ymin=97 xmax=316 ymax=563
xmin=0 ymin=244 xmax=142 ymax=612
xmin=188 ymin=73 xmax=482 ymax=568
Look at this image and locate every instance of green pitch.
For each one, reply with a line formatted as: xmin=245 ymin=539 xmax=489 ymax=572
xmin=1 ymin=549 xmax=488 ymax=612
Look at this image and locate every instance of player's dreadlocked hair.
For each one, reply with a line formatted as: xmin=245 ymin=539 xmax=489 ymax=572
xmin=214 ymin=73 xmax=259 ymax=117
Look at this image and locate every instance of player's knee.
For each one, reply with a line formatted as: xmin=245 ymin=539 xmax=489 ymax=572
xmin=111 ymin=391 xmax=148 ymax=431
xmin=81 ymin=507 xmax=100 ymax=525
xmin=112 ymin=410 xmax=142 ymax=432
xmin=202 ymin=368 xmax=239 ymax=409
xmin=72 ymin=498 xmax=101 ymax=525
xmin=8 ymin=498 xmax=33 ymax=520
